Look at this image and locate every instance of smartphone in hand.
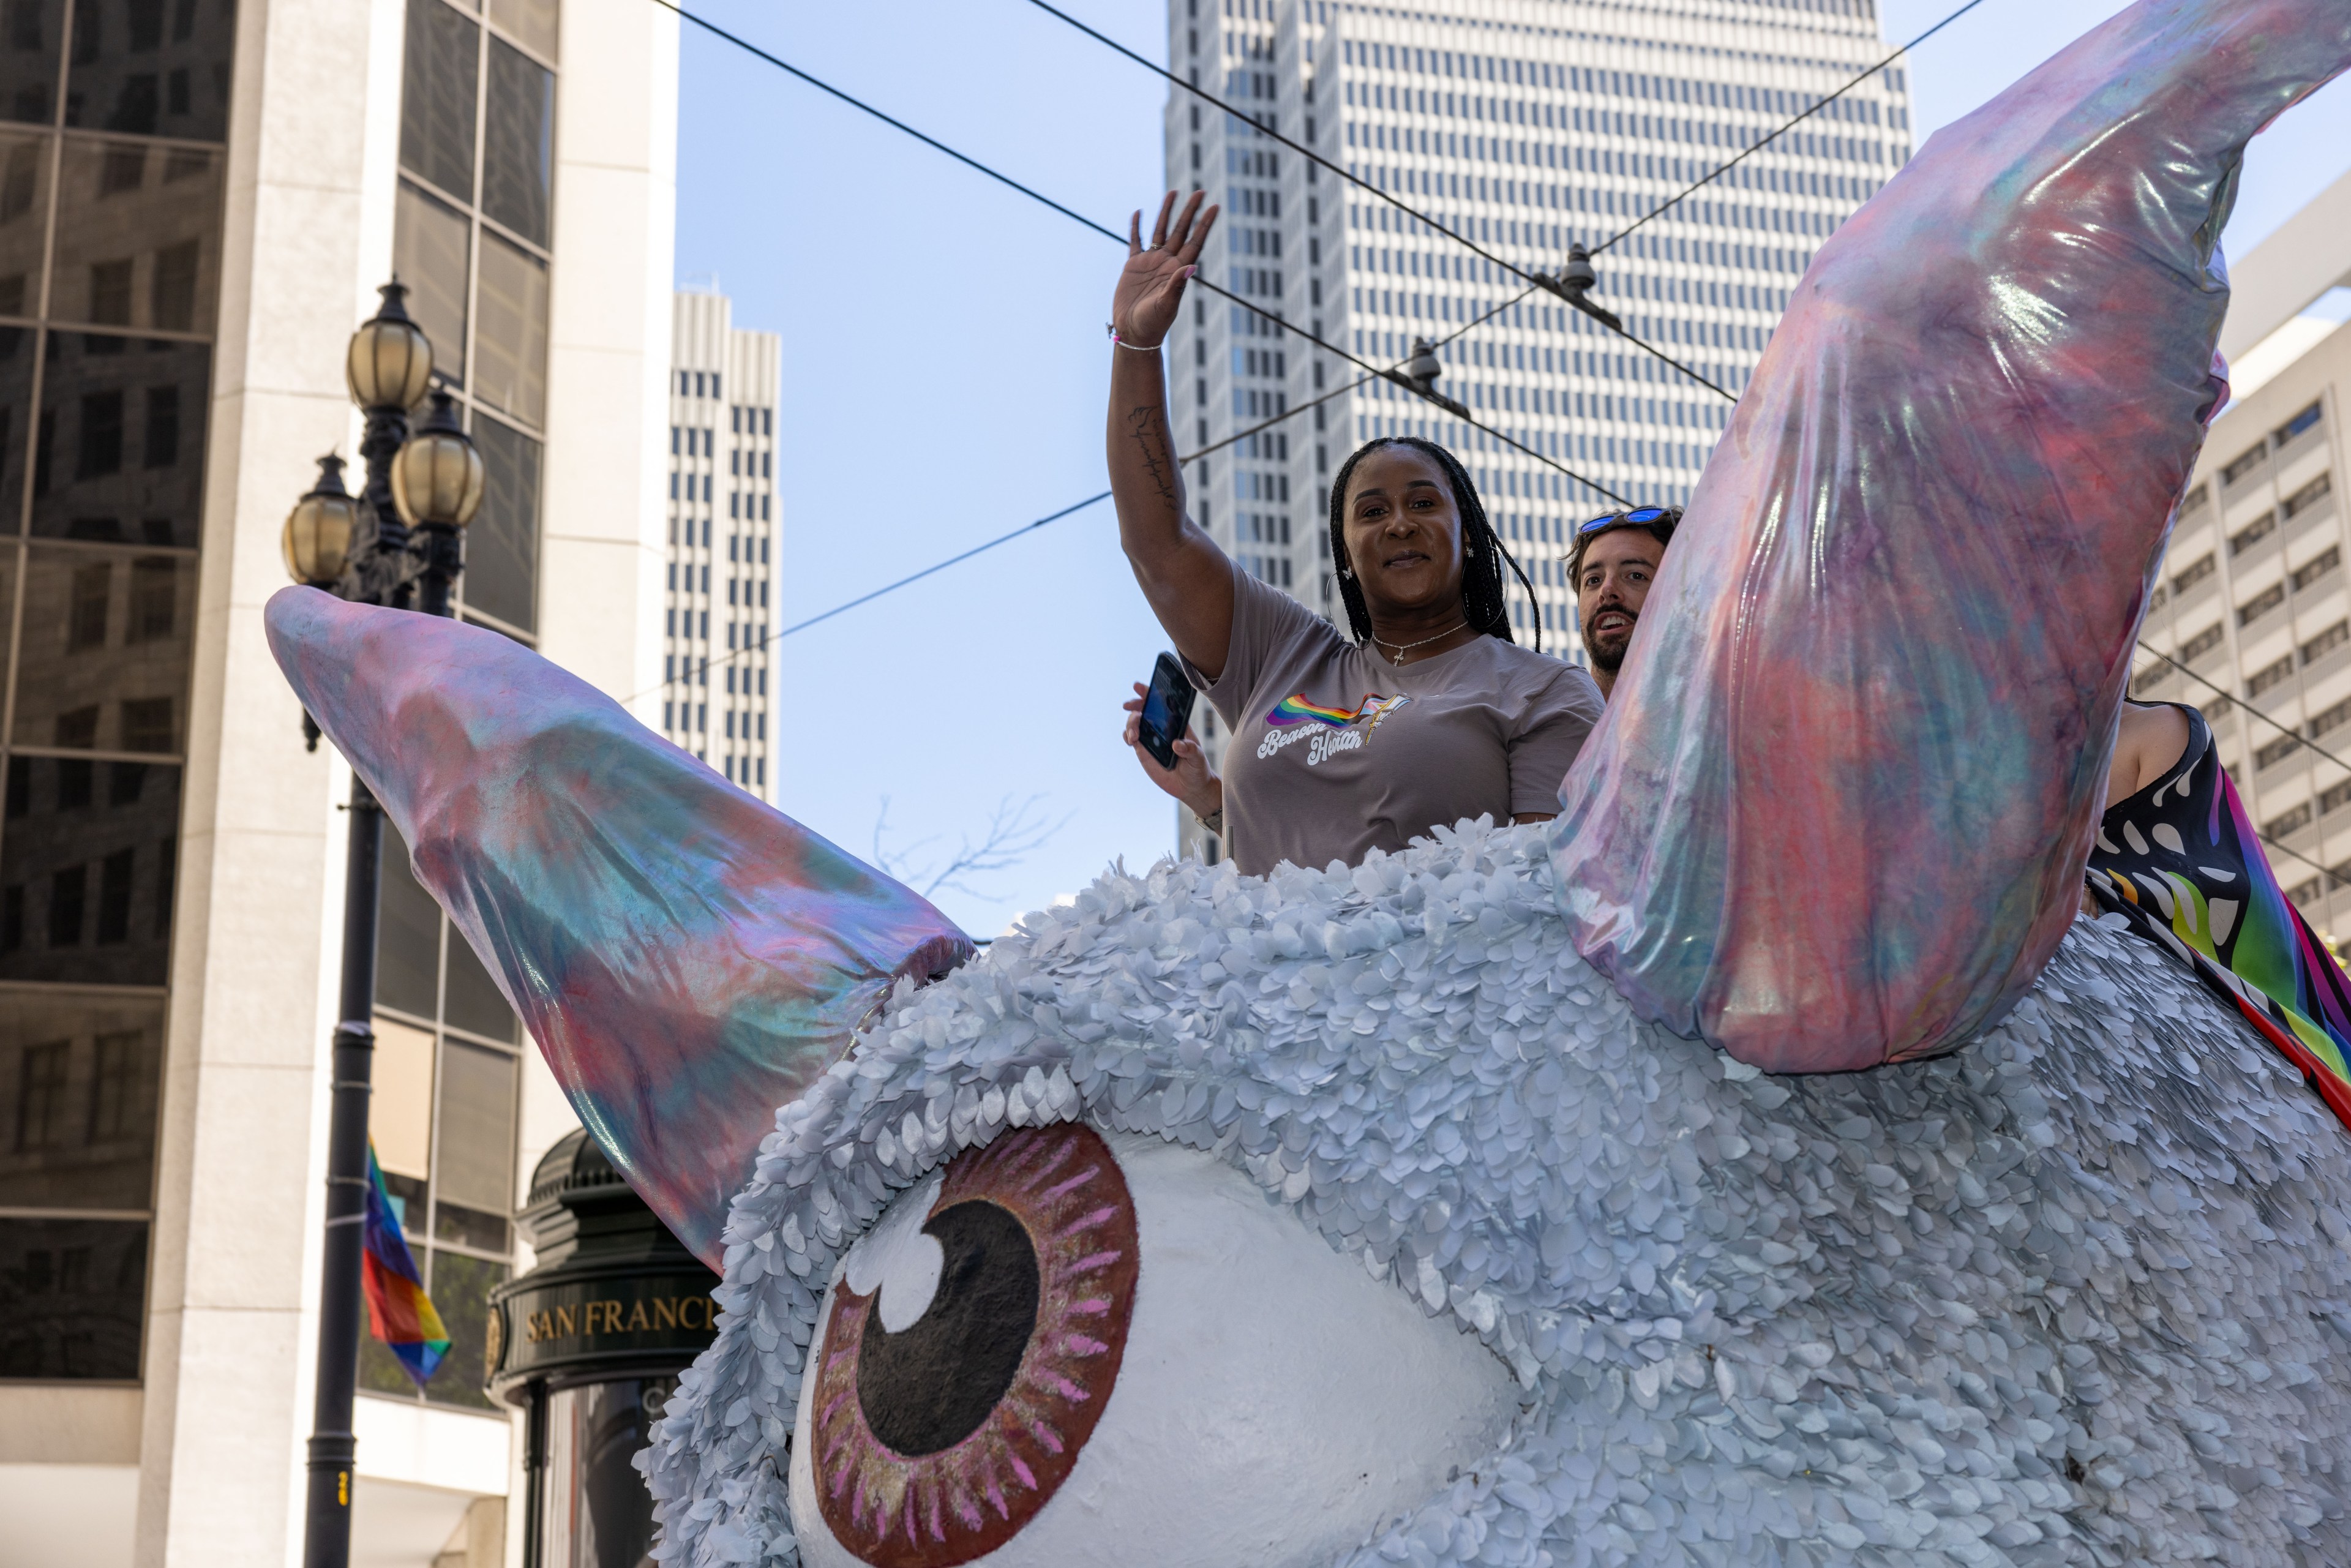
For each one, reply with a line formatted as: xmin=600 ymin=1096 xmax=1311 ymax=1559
xmin=1136 ymin=652 xmax=1197 ymax=769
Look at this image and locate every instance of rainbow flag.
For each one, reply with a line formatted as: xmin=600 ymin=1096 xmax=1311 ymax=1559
xmin=1265 ymin=692 xmax=1410 ymax=729
xmin=362 ymin=1142 xmax=449 ymax=1386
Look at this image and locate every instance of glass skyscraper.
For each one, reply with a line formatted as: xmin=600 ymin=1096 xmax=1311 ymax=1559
xmin=1165 ymin=0 xmax=1912 ymax=664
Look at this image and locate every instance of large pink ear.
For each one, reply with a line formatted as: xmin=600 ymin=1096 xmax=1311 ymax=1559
xmin=1552 ymin=0 xmax=2350 ymax=1072
xmin=266 ymin=588 xmax=972 ymax=1267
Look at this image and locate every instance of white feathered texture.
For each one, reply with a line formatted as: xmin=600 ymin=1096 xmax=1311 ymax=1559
xmin=636 ymin=819 xmax=2351 ymax=1567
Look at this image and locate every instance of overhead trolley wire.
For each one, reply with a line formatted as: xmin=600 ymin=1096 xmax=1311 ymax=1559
xmin=657 ymin=0 xmax=2337 ymax=910
xmin=1018 ymin=0 xmax=1998 ymax=401
xmin=2137 ymin=642 xmax=2351 ymax=781
xmin=629 ymin=490 xmax=1114 ymax=705
xmin=1020 ymin=0 xmax=1993 ymax=404
xmin=1016 ymin=0 xmax=1732 ymax=399
xmin=1597 ymin=0 xmax=1995 ymax=257
xmin=645 ymin=0 xmax=1112 ymax=239
xmin=1021 ymin=0 xmax=1549 ymax=290
xmin=648 ymin=0 xmax=1613 ymax=685
xmin=656 ymin=0 xmax=1632 ymax=513
xmin=629 ymin=362 xmax=1395 ymax=706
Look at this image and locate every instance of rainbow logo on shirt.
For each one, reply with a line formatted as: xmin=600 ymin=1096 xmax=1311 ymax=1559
xmin=1266 ymin=693 xmax=1411 ymax=729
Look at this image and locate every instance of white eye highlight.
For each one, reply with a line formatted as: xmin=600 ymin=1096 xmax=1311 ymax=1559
xmin=843 ymin=1170 xmax=945 ymax=1332
xmin=792 ymin=1125 xmax=1520 ymax=1568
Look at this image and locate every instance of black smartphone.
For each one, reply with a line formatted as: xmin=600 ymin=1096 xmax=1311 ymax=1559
xmin=1137 ymin=652 xmax=1197 ymax=769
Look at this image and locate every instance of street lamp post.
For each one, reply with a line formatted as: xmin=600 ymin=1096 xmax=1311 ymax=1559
xmin=285 ymin=281 xmax=485 ymax=1568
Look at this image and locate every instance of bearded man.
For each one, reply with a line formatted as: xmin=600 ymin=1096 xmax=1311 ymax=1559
xmin=1570 ymin=505 xmax=1678 ymax=700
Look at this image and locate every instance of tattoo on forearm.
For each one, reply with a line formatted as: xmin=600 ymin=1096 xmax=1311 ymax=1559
xmin=1125 ymin=405 xmax=1180 ymax=508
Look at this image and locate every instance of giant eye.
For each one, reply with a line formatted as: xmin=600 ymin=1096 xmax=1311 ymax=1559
xmin=803 ymin=1122 xmax=1140 ymax=1565
xmin=790 ymin=1124 xmax=1520 ymax=1568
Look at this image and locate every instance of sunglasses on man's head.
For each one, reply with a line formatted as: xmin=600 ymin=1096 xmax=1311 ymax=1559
xmin=1578 ymin=506 xmax=1674 ymax=535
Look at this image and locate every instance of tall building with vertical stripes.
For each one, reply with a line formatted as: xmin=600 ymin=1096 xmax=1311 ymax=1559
xmin=1163 ymin=0 xmax=1910 ymax=860
xmin=666 ymin=288 xmax=782 ymax=801
xmin=1164 ymin=0 xmax=1911 ymax=662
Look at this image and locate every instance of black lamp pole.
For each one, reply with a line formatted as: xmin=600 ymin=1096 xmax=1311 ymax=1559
xmin=304 ymin=771 xmax=385 ymax=1568
xmin=355 ymin=403 xmax=415 ymax=610
xmin=285 ymin=281 xmax=481 ymax=1568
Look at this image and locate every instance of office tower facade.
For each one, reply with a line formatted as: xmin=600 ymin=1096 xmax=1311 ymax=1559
xmin=665 ymin=289 xmax=781 ymax=800
xmin=2130 ymin=173 xmax=2351 ymax=948
xmin=1164 ymin=0 xmax=1909 ymax=642
xmin=1163 ymin=0 xmax=1910 ymax=858
xmin=0 ymin=1 xmax=679 ymax=1564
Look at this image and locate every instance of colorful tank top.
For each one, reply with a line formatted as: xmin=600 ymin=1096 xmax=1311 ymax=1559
xmin=2087 ymin=702 xmax=2351 ymax=1130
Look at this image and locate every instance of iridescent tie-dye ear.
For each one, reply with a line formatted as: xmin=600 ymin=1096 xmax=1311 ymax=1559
xmin=266 ymin=588 xmax=972 ymax=1266
xmin=1553 ymin=0 xmax=2351 ymax=1073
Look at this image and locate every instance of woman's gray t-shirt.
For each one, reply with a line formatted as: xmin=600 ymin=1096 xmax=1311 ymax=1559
xmin=1187 ymin=566 xmax=1605 ymax=876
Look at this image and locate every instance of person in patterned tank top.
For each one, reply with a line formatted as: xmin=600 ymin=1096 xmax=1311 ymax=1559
xmin=2089 ymin=700 xmax=2351 ymax=1125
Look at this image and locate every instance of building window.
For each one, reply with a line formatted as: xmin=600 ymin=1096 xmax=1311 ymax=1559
xmin=2178 ymin=623 xmax=2223 ymax=662
xmin=2275 ymin=401 xmax=2323 ymax=448
xmin=394 ymin=0 xmax=558 ymax=645
xmin=0 ymin=0 xmax=233 ymax=1382
xmin=2264 ymin=801 xmax=2312 ymax=838
xmin=2247 ymin=655 xmax=2293 ymax=697
xmin=2255 ymin=734 xmax=2303 ymax=771
xmin=14 ymin=1037 xmax=67 ymax=1149
xmin=2285 ymin=473 xmax=2333 ymax=520
xmin=2237 ymin=582 xmax=2284 ymax=627
xmin=0 ymin=994 xmax=168 ymax=1379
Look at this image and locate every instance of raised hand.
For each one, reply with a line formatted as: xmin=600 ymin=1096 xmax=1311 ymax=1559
xmin=1110 ymin=190 xmax=1219 ymax=350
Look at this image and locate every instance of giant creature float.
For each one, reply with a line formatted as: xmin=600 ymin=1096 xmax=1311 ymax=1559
xmin=271 ymin=0 xmax=2351 ymax=1561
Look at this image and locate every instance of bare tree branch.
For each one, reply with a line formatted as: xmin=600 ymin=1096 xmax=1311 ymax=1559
xmin=870 ymin=793 xmax=1074 ymax=901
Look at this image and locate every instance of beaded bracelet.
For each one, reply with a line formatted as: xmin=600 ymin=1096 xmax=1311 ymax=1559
xmin=1106 ymin=324 xmax=1164 ymax=351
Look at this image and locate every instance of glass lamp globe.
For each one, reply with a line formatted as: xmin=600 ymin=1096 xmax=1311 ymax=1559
xmin=391 ymin=390 xmax=486 ymax=530
xmin=282 ymin=454 xmax=361 ymax=587
xmin=347 ymin=280 xmax=435 ymax=412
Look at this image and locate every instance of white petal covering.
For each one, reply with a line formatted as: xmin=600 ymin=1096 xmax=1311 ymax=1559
xmin=640 ymin=820 xmax=2351 ymax=1566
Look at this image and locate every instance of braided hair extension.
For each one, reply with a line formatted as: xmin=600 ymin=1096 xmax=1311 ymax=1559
xmin=1325 ymin=437 xmax=1541 ymax=653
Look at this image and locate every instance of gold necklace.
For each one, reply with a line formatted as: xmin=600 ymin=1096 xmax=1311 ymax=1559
xmin=1378 ymin=621 xmax=1468 ymax=662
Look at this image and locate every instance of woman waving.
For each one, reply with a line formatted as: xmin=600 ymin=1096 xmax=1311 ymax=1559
xmin=1106 ymin=191 xmax=1603 ymax=877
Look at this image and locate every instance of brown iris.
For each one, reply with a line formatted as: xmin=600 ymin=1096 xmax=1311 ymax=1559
xmin=809 ymin=1122 xmax=1141 ymax=1567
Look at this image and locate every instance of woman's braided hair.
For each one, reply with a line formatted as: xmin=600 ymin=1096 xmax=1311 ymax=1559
xmin=1325 ymin=437 xmax=1540 ymax=651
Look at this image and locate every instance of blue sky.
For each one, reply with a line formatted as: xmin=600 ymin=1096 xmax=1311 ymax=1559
xmin=671 ymin=0 xmax=2351 ymax=938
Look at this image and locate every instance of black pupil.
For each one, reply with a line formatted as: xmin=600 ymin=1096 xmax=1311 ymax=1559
xmin=857 ymin=1199 xmax=1040 ymax=1458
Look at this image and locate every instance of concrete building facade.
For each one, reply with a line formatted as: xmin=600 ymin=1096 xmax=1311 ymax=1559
xmin=2131 ymin=171 xmax=2351 ymax=949
xmin=1164 ymin=0 xmax=1910 ymax=855
xmin=0 ymin=1 xmax=678 ymax=1563
xmin=664 ymin=288 xmax=779 ymax=801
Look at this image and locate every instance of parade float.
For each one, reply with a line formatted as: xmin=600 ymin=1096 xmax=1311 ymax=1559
xmin=271 ymin=0 xmax=2351 ymax=1561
